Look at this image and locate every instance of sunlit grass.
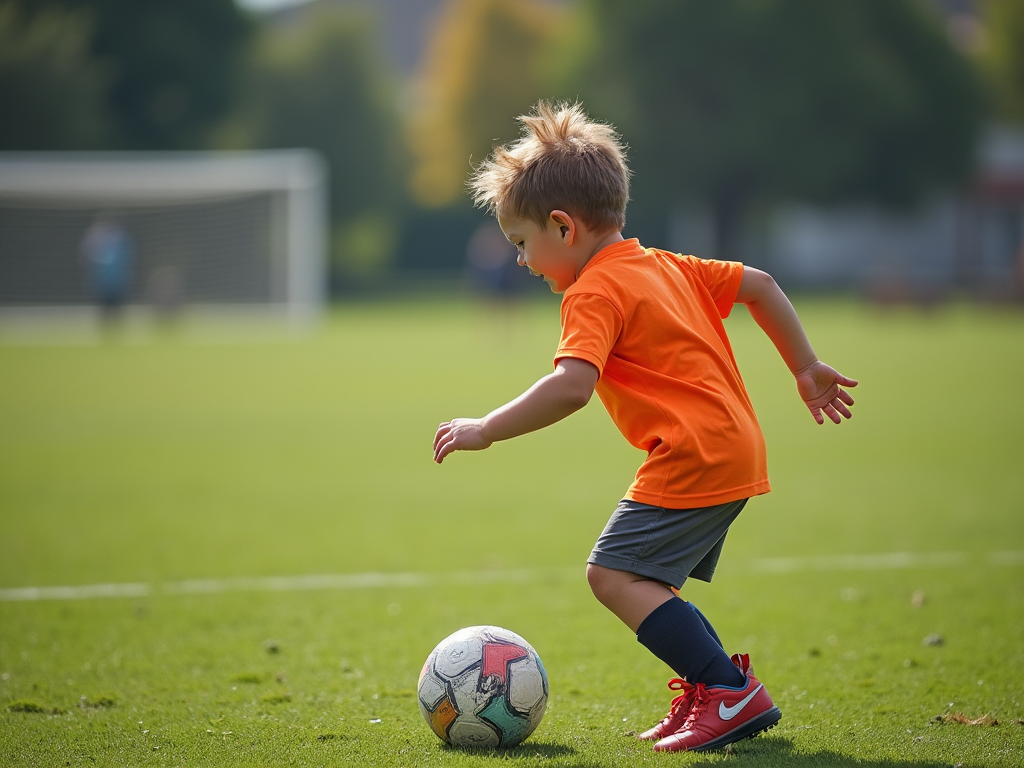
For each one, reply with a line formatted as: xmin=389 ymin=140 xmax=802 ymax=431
xmin=1 ymin=298 xmax=1022 ymax=766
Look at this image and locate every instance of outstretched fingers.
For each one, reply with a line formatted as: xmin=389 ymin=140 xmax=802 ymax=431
xmin=798 ymin=363 xmax=858 ymax=425
xmin=432 ymin=418 xmax=491 ymax=463
xmin=433 ymin=422 xmax=453 ymax=463
xmin=822 ymin=402 xmax=843 ymax=424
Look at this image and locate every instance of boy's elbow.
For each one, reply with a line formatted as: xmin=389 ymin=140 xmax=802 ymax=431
xmin=567 ymin=385 xmax=593 ymax=411
xmin=556 ymin=377 xmax=594 ymax=412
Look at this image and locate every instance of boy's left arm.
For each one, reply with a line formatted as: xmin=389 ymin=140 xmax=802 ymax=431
xmin=736 ymin=266 xmax=858 ymax=425
xmin=433 ymin=357 xmax=599 ymax=464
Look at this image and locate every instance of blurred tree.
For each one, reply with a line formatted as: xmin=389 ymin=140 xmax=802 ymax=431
xmin=0 ymin=1 xmax=111 ymax=149
xmin=227 ymin=6 xmax=405 ymax=277
xmin=408 ymin=0 xmax=564 ymax=209
xmin=979 ymin=0 xmax=1024 ymax=123
xmin=559 ymin=0 xmax=986 ymax=259
xmin=29 ymin=0 xmax=250 ymax=149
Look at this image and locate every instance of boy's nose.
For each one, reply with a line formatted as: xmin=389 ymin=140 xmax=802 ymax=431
xmin=516 ymin=253 xmax=526 ymax=267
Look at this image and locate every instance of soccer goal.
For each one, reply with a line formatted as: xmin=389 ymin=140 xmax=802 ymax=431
xmin=0 ymin=150 xmax=327 ymax=327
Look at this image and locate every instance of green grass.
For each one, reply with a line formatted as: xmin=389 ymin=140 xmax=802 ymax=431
xmin=1 ymin=298 xmax=1022 ymax=767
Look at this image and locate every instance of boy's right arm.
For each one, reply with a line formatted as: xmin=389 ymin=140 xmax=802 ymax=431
xmin=736 ymin=266 xmax=857 ymax=425
xmin=433 ymin=357 xmax=599 ymax=464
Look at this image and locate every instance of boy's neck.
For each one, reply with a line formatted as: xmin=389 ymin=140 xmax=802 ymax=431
xmin=576 ymin=229 xmax=625 ymax=275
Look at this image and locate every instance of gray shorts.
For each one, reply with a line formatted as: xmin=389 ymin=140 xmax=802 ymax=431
xmin=587 ymin=498 xmax=747 ymax=589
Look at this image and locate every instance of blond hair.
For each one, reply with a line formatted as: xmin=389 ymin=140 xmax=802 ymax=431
xmin=468 ymin=101 xmax=630 ymax=233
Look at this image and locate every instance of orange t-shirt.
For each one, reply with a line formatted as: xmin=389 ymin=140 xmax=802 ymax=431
xmin=555 ymin=238 xmax=770 ymax=508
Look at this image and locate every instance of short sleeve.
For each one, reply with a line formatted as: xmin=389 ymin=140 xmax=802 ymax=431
xmin=686 ymin=256 xmax=744 ymax=318
xmin=555 ymin=293 xmax=623 ymax=376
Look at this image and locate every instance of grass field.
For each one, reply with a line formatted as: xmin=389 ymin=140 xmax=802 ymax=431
xmin=1 ymin=297 xmax=1022 ymax=767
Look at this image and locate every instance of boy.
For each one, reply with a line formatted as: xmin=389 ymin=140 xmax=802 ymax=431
xmin=432 ymin=101 xmax=857 ymax=753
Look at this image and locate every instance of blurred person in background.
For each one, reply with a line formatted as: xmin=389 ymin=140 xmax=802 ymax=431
xmin=465 ymin=220 xmax=521 ymax=299
xmin=464 ymin=220 xmax=527 ymax=339
xmin=80 ymin=212 xmax=134 ymax=327
xmin=146 ymin=264 xmax=184 ymax=326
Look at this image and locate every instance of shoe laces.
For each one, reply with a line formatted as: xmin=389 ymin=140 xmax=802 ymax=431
xmin=681 ymin=683 xmax=711 ymax=728
xmin=661 ymin=678 xmax=695 ymax=726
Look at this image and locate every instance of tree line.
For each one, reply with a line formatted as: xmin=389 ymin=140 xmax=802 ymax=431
xmin=2 ymin=0 xmax=1021 ymax=286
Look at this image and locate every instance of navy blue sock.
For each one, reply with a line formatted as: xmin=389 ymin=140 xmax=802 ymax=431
xmin=636 ymin=598 xmax=745 ymax=688
xmin=688 ymin=602 xmax=723 ymax=648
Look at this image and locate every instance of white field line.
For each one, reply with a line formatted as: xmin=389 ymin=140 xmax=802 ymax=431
xmin=1 ymin=551 xmax=1021 ymax=603
xmin=0 ymin=568 xmax=555 ymax=603
xmin=745 ymin=551 xmax=970 ymax=573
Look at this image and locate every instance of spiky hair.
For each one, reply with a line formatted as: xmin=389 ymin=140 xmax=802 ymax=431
xmin=468 ymin=101 xmax=630 ymax=233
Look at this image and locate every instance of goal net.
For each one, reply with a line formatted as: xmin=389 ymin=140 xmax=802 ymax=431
xmin=0 ymin=150 xmax=327 ymax=327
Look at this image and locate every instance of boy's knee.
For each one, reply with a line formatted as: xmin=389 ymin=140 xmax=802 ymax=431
xmin=586 ymin=562 xmax=620 ymax=603
xmin=585 ymin=563 xmax=602 ymax=596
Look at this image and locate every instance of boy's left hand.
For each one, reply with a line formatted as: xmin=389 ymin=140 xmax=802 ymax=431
xmin=794 ymin=361 xmax=858 ymax=424
xmin=433 ymin=418 xmax=492 ymax=463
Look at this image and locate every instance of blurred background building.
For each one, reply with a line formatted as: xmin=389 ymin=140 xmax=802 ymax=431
xmin=1 ymin=0 xmax=1022 ymax=312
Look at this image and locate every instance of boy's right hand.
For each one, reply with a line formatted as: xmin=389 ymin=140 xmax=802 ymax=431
xmin=433 ymin=418 xmax=492 ymax=464
xmin=794 ymin=361 xmax=858 ymax=425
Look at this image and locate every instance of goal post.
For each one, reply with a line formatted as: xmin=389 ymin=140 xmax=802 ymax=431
xmin=0 ymin=150 xmax=328 ymax=327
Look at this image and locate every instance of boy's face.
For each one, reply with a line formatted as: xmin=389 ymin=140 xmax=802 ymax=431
xmin=497 ymin=211 xmax=577 ymax=293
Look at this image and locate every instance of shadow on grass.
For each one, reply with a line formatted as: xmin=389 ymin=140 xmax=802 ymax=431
xmin=710 ymin=736 xmax=974 ymax=768
xmin=441 ymin=741 xmax=575 ymax=759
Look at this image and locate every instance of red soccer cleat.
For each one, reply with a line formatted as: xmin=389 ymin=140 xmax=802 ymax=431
xmin=637 ymin=678 xmax=697 ymax=741
xmin=652 ymin=654 xmax=781 ymax=752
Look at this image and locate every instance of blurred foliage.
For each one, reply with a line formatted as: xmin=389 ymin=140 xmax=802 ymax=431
xmin=978 ymin=0 xmax=1024 ymax=123
xmin=221 ymin=5 xmax=406 ymax=277
xmin=0 ymin=0 xmax=1007 ymax=282
xmin=407 ymin=0 xmax=565 ymax=208
xmin=333 ymin=213 xmax=400 ymax=279
xmin=22 ymin=0 xmax=251 ymax=149
xmin=0 ymin=2 xmax=110 ymax=149
xmin=553 ymin=0 xmax=986 ymax=258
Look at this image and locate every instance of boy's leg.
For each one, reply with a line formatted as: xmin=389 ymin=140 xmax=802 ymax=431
xmin=584 ymin=563 xmax=672 ymax=633
xmin=587 ymin=569 xmax=781 ymax=751
xmin=586 ymin=564 xmax=744 ymax=688
xmin=688 ymin=602 xmax=724 ymax=648
xmin=586 ymin=499 xmax=780 ymax=750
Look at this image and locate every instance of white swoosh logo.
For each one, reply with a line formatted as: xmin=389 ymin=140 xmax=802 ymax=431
xmin=719 ymin=683 xmax=763 ymax=721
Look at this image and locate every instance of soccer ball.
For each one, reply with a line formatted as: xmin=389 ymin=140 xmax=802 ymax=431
xmin=417 ymin=625 xmax=548 ymax=748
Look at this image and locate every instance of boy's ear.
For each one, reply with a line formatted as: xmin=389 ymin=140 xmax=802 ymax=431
xmin=549 ymin=210 xmax=576 ymax=245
